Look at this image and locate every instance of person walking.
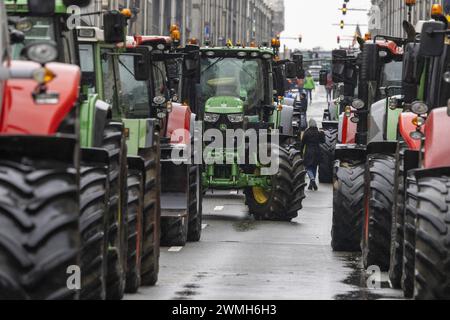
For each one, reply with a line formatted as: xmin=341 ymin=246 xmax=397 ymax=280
xmin=298 ymin=93 xmax=308 ymax=131
xmin=325 ymin=72 xmax=334 ymax=102
xmin=303 ymin=72 xmax=315 ymax=102
xmin=300 ymin=119 xmax=325 ymax=191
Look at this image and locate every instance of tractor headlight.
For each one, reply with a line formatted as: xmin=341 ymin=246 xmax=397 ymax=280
xmin=25 ymin=42 xmax=58 ymax=65
xmin=227 ymin=114 xmax=244 ymax=123
xmin=204 ymin=113 xmax=220 ymax=123
xmin=411 ymin=101 xmax=428 ymax=115
xmin=351 ymin=99 xmax=365 ymax=110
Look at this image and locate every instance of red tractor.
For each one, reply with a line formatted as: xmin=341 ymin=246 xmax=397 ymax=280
xmin=0 ymin=3 xmax=84 ymax=299
xmin=392 ymin=14 xmax=450 ymax=299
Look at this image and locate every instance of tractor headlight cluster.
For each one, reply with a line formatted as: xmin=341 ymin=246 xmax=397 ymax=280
xmin=204 ymin=113 xmax=220 ymax=123
xmin=227 ymin=114 xmax=244 ymax=123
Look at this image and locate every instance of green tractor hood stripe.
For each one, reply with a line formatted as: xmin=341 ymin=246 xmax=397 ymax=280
xmin=6 ymin=0 xmax=71 ymax=14
xmin=205 ymin=96 xmax=244 ymax=114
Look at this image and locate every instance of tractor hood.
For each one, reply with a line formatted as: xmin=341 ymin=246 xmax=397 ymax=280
xmin=205 ymin=96 xmax=244 ymax=114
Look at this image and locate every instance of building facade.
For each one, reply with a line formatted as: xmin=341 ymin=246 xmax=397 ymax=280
xmin=87 ymin=0 xmax=281 ymax=46
xmin=266 ymin=0 xmax=285 ymax=36
xmin=369 ymin=0 xmax=445 ymax=38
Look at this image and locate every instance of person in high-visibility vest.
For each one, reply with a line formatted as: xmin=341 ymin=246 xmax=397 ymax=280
xmin=304 ymin=72 xmax=316 ymax=102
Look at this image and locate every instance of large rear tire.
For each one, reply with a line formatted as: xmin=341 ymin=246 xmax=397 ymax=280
xmin=362 ymin=154 xmax=396 ymax=271
xmin=79 ymin=164 xmax=109 ymax=300
xmin=125 ymin=169 xmax=143 ymax=293
xmin=402 ymin=173 xmax=418 ymax=298
xmin=187 ymin=165 xmax=203 ymax=242
xmin=319 ymin=127 xmax=338 ymax=184
xmin=140 ymin=145 xmax=161 ymax=287
xmin=331 ymin=162 xmax=365 ymax=252
xmin=102 ymin=122 xmax=128 ymax=300
xmin=0 ymin=159 xmax=80 ymax=300
xmin=245 ymin=144 xmax=306 ymax=221
xmin=414 ymin=176 xmax=450 ymax=300
xmin=389 ymin=145 xmax=406 ymax=289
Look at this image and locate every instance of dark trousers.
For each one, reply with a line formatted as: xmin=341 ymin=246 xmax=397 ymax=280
xmin=305 ymin=89 xmax=313 ymax=101
xmin=306 ymin=165 xmax=318 ymax=181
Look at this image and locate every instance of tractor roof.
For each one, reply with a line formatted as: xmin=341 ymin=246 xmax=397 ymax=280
xmin=6 ymin=0 xmax=71 ymax=14
xmin=134 ymin=35 xmax=172 ymax=46
xmin=200 ymin=46 xmax=274 ymax=58
xmin=375 ymin=40 xmax=404 ymax=56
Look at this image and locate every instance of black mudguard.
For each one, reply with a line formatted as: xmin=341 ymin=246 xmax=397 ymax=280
xmin=404 ymin=150 xmax=420 ymax=179
xmin=335 ymin=144 xmax=367 ymax=162
xmin=414 ymin=166 xmax=450 ymax=181
xmin=322 ymin=121 xmax=339 ymax=131
xmin=0 ymin=135 xmax=77 ymax=163
xmin=367 ymin=141 xmax=398 ymax=156
xmin=127 ymin=155 xmax=145 ymax=176
xmin=81 ymin=148 xmax=110 ymax=167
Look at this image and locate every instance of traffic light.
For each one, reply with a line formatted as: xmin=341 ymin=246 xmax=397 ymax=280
xmin=337 ymin=36 xmax=340 ymax=44
xmin=340 ymin=20 xmax=344 ymax=29
xmin=342 ymin=4 xmax=347 ymax=15
xmin=298 ymin=35 xmax=302 ymax=43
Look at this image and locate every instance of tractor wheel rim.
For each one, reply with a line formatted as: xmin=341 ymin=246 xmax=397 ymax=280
xmin=252 ymin=187 xmax=269 ymax=205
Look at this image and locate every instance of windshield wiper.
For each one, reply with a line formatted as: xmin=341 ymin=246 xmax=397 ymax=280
xmin=201 ymin=57 xmax=225 ymax=75
xmin=118 ymin=58 xmax=135 ymax=78
xmin=229 ymin=59 xmax=257 ymax=81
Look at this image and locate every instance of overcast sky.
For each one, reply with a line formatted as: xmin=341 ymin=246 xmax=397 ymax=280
xmin=281 ymin=0 xmax=371 ymax=51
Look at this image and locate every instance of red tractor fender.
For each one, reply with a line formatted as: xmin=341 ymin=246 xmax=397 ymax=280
xmin=0 ymin=61 xmax=80 ymax=135
xmin=424 ymin=107 xmax=450 ymax=169
xmin=398 ymin=112 xmax=423 ymax=151
xmin=166 ymin=102 xmax=192 ymax=144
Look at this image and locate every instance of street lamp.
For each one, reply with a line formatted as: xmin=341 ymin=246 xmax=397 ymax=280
xmin=405 ymin=0 xmax=416 ymax=22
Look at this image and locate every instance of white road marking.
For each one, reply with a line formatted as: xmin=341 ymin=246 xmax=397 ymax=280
xmin=214 ymin=206 xmax=224 ymax=211
xmin=230 ymin=190 xmax=238 ymax=195
xmin=168 ymin=246 xmax=183 ymax=252
xmin=202 ymin=224 xmax=208 ymax=230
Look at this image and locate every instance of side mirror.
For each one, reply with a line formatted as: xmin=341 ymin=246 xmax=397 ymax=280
xmin=419 ymin=21 xmax=446 ymax=57
xmin=285 ymin=62 xmax=297 ymax=79
xmin=319 ymin=70 xmax=328 ymax=86
xmin=133 ymin=48 xmax=150 ymax=81
xmin=332 ymin=49 xmax=347 ymax=83
xmin=103 ymin=11 xmax=127 ymax=44
xmin=361 ymin=43 xmax=379 ymax=81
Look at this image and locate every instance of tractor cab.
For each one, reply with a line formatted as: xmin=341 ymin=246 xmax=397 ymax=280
xmin=5 ymin=0 xmax=89 ymax=64
xmin=200 ymin=47 xmax=275 ymax=131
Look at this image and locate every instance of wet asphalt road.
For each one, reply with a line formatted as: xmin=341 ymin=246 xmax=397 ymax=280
xmin=125 ymin=87 xmax=404 ymax=300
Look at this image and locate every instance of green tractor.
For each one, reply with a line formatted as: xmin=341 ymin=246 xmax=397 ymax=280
xmin=77 ymin=26 xmax=162 ymax=291
xmin=199 ymin=45 xmax=306 ymax=221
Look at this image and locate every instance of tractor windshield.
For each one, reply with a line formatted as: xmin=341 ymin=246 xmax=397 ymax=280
xmin=10 ymin=15 xmax=77 ymax=64
xmin=118 ymin=55 xmax=151 ymax=119
xmin=201 ymin=57 xmax=265 ymax=111
xmin=381 ymin=60 xmax=403 ymax=88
